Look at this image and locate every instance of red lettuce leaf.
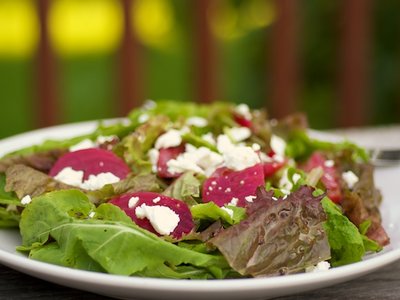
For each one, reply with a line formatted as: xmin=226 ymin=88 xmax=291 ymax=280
xmin=209 ymin=185 xmax=330 ymax=277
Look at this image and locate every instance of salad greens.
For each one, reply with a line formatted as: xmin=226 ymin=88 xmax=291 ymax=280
xmin=0 ymin=100 xmax=389 ymax=279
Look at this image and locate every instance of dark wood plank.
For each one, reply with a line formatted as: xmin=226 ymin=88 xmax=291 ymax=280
xmin=337 ymin=0 xmax=372 ymax=127
xmin=270 ymin=0 xmax=300 ymax=118
xmin=1 ymin=259 xmax=400 ymax=299
xmin=36 ymin=0 xmax=59 ymax=128
xmin=118 ymin=0 xmax=143 ymax=116
xmin=194 ymin=0 xmax=217 ymax=103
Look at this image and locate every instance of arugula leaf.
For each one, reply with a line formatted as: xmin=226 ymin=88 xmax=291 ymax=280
xmin=162 ymin=172 xmax=203 ymax=206
xmin=321 ymin=197 xmax=367 ymax=267
xmin=191 ymin=202 xmax=246 ymax=226
xmin=19 ymin=190 xmax=231 ymax=278
xmin=3 ymin=120 xmax=137 ymax=158
xmin=285 ymin=130 xmax=369 ymax=162
xmin=0 ymin=173 xmax=22 ymax=228
xmin=113 ymin=115 xmax=168 ymax=174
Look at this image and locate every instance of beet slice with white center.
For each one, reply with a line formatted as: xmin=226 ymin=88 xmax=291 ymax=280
xmin=109 ymin=192 xmax=194 ymax=239
xmin=49 ymin=148 xmax=130 ymax=180
xmin=202 ymin=164 xmax=265 ymax=207
xmin=157 ymin=145 xmax=185 ymax=178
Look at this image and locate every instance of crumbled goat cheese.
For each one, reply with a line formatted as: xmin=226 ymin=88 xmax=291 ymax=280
xmin=128 ymin=196 xmax=140 ymax=208
xmin=186 ymin=116 xmax=208 ymax=127
xmin=228 ymin=127 xmax=252 ymax=142
xmin=54 ymin=167 xmax=120 ymax=190
xmin=69 ymin=139 xmax=96 ymax=152
xmin=221 ymin=207 xmax=234 ymax=218
xmin=306 ymin=261 xmax=331 ymax=273
xmin=155 ymin=129 xmax=182 ymax=149
xmin=342 ymin=170 xmax=359 ymax=189
xmin=148 ymin=148 xmax=160 ymax=173
xmin=217 ymin=134 xmax=236 ymax=153
xmin=138 ymin=113 xmax=149 ymax=123
xmin=96 ymin=135 xmax=116 ymax=144
xmin=152 ymin=196 xmax=161 ymax=203
xmin=270 ymin=134 xmax=286 ymax=157
xmin=228 ymin=197 xmax=239 ymax=206
xmin=21 ymin=195 xmax=32 ymax=205
xmin=279 ymin=169 xmax=292 ymax=195
xmin=167 ymin=145 xmax=223 ymax=176
xmin=80 ymin=172 xmax=120 ymax=190
xmin=88 ymin=211 xmax=96 ymax=218
xmin=135 ymin=204 xmax=180 ymax=235
xmin=235 ymin=103 xmax=252 ymax=120
xmin=324 ymin=160 xmax=335 ymax=167
xmin=223 ymin=146 xmax=260 ymax=171
xmin=252 ymin=143 xmax=261 ymax=151
xmin=245 ymin=195 xmax=256 ymax=203
xmin=292 ymin=173 xmax=302 ymax=184
xmin=201 ymin=133 xmax=216 ymax=145
xmin=54 ymin=167 xmax=84 ymax=187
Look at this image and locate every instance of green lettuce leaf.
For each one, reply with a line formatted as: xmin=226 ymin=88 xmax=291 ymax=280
xmin=321 ymin=197 xmax=379 ymax=267
xmin=285 ymin=130 xmax=369 ymax=162
xmin=162 ymin=172 xmax=203 ymax=206
xmin=113 ymin=115 xmax=169 ymax=174
xmin=191 ymin=202 xmax=246 ymax=226
xmin=19 ymin=190 xmax=231 ymax=278
xmin=3 ymin=119 xmax=137 ymax=158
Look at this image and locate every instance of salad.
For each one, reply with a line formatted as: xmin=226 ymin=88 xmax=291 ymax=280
xmin=0 ymin=100 xmax=390 ymax=279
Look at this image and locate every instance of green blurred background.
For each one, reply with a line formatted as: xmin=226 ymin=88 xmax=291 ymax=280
xmin=0 ymin=0 xmax=399 ymax=139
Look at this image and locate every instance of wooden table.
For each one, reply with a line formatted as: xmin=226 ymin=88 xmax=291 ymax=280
xmin=1 ymin=260 xmax=400 ymax=299
xmin=1 ymin=126 xmax=399 ymax=299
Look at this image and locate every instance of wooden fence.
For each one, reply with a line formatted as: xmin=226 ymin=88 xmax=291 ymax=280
xmin=36 ymin=0 xmax=372 ymax=129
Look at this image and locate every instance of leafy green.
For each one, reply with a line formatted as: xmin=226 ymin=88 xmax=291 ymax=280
xmin=0 ymin=173 xmax=22 ymax=228
xmin=2 ymin=120 xmax=137 ymax=158
xmin=321 ymin=197 xmax=380 ymax=267
xmin=191 ymin=202 xmax=246 ymax=226
xmin=285 ymin=130 xmax=369 ymax=162
xmin=113 ymin=115 xmax=168 ymax=174
xmin=163 ymin=172 xmax=203 ymax=206
xmin=181 ymin=132 xmax=218 ymax=152
xmin=18 ymin=190 xmax=230 ymax=278
xmin=210 ymin=186 xmax=330 ymax=276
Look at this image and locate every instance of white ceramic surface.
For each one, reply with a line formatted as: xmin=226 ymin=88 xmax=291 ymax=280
xmin=0 ymin=122 xmax=399 ymax=300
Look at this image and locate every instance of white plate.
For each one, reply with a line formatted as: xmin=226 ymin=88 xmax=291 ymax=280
xmin=0 ymin=122 xmax=399 ymax=300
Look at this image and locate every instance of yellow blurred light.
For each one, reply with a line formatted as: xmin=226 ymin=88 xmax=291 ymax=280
xmin=49 ymin=0 xmax=123 ymax=57
xmin=210 ymin=0 xmax=276 ymax=41
xmin=209 ymin=1 xmax=242 ymax=41
xmin=0 ymin=0 xmax=39 ymax=58
xmin=132 ymin=0 xmax=175 ymax=48
xmin=240 ymin=0 xmax=276 ymax=30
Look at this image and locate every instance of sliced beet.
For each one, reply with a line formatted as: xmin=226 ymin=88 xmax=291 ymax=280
xmin=49 ymin=148 xmax=130 ymax=180
xmin=202 ymin=164 xmax=265 ymax=207
xmin=234 ymin=114 xmax=252 ymax=128
xmin=301 ymin=152 xmax=342 ymax=203
xmin=157 ymin=145 xmax=185 ymax=178
xmin=263 ymin=160 xmax=285 ymax=178
xmin=109 ymin=192 xmax=194 ymax=239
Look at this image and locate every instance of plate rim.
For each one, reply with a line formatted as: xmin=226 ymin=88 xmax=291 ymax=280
xmin=0 ymin=120 xmax=399 ymax=298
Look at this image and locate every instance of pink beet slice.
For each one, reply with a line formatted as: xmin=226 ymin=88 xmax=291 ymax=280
xmin=202 ymin=164 xmax=265 ymax=207
xmin=157 ymin=145 xmax=185 ymax=178
xmin=234 ymin=114 xmax=252 ymax=128
xmin=263 ymin=160 xmax=285 ymax=178
xmin=109 ymin=192 xmax=194 ymax=239
xmin=49 ymin=148 xmax=131 ymax=180
xmin=301 ymin=151 xmax=342 ymax=203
